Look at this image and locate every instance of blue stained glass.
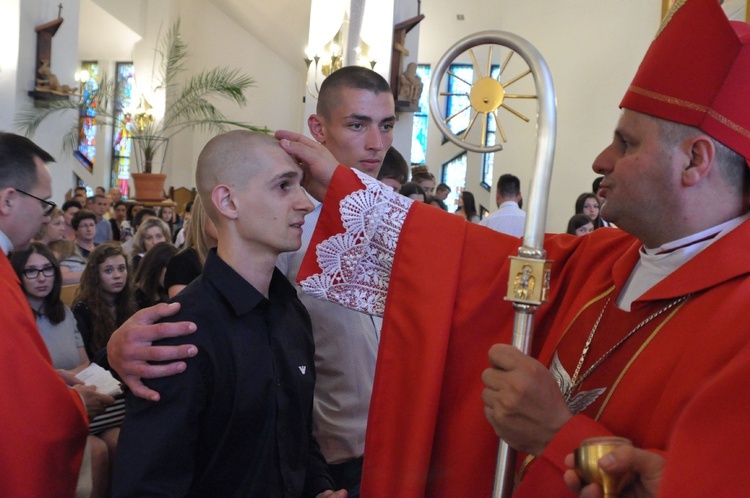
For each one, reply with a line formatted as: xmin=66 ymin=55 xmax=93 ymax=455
xmin=446 ymin=65 xmax=473 ymax=135
xmin=112 ymin=62 xmax=135 ymax=188
xmin=410 ymin=64 xmax=432 ymax=165
xmin=78 ymin=61 xmax=99 ymax=169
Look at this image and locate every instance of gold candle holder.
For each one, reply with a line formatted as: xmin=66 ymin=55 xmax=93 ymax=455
xmin=574 ymin=436 xmax=634 ymax=498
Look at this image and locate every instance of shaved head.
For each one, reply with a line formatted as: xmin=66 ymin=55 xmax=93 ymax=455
xmin=196 ymin=131 xmax=279 ymax=218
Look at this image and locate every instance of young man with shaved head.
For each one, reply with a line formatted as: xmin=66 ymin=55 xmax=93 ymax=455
xmin=108 ymin=66 xmax=396 ymax=497
xmin=113 ymin=131 xmax=345 ymax=498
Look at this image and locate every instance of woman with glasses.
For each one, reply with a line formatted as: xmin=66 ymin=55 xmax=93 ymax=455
xmin=11 ymin=242 xmax=118 ymax=497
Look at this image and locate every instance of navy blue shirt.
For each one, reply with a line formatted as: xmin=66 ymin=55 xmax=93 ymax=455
xmin=113 ymin=250 xmax=332 ymax=497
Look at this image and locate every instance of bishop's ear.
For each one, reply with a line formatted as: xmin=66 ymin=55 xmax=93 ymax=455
xmin=682 ymin=135 xmax=716 ymax=187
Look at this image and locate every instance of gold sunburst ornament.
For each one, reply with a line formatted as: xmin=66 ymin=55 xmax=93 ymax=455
xmin=430 ymin=32 xmax=539 ymax=154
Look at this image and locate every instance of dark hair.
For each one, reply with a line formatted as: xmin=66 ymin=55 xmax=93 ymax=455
xmin=459 ymin=191 xmax=478 ymax=221
xmin=378 ymin=147 xmax=409 ymax=185
xmin=93 ymin=194 xmax=106 ymax=202
xmin=74 ymin=243 xmax=136 ymax=354
xmin=411 ymin=165 xmax=435 ymax=183
xmin=62 ymin=200 xmax=82 ymax=212
xmin=0 ymin=132 xmax=54 ymax=191
xmin=71 ymin=209 xmax=97 ymax=230
xmin=184 ymin=200 xmax=194 ymax=214
xmin=399 ymin=182 xmax=426 ymax=201
xmin=133 ymin=207 xmax=157 ymax=230
xmin=574 ymin=192 xmax=603 ymax=229
xmin=113 ymin=200 xmax=127 ymax=210
xmin=498 ymin=174 xmax=521 ymax=197
xmin=430 ymin=198 xmax=448 ymax=210
xmin=317 ymin=66 xmax=391 ymax=118
xmin=436 ymin=183 xmax=451 ymax=194
xmin=11 ymin=242 xmax=65 ymax=324
xmin=592 ymin=177 xmax=604 ymax=194
xmin=567 ymin=213 xmax=594 ymax=235
xmin=134 ymin=242 xmax=178 ymax=307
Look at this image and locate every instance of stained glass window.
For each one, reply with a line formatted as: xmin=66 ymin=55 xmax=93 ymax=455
xmin=410 ymin=64 xmax=431 ymax=165
xmin=446 ymin=64 xmax=473 ymax=135
xmin=441 ymin=152 xmax=467 ymax=213
xmin=112 ymin=62 xmax=135 ymax=198
xmin=78 ymin=61 xmax=99 ymax=171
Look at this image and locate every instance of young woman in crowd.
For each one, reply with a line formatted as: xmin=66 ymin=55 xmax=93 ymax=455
xmin=399 ymin=182 xmax=427 ymax=202
xmin=109 ymin=201 xmax=129 ymax=242
xmin=567 ymin=213 xmax=595 ymax=236
xmin=455 ymin=190 xmax=480 ymax=223
xmin=158 ymin=205 xmax=178 ymax=237
xmin=133 ymin=242 xmax=178 ymax=309
xmin=164 ymin=195 xmax=217 ymax=298
xmin=129 ymin=217 xmax=172 ymax=271
xmin=73 ymin=243 xmax=136 ymax=366
xmin=411 ymin=165 xmax=436 ymax=200
xmin=34 ymin=207 xmax=67 ymax=245
xmin=575 ymin=192 xmax=604 ymax=229
xmin=11 ymin=243 xmax=120 ymax=498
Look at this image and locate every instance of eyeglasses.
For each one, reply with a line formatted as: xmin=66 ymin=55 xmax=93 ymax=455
xmin=22 ymin=265 xmax=56 ymax=280
xmin=15 ymin=189 xmax=56 ymax=216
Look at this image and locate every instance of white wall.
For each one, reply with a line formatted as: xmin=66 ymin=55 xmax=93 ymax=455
xmin=169 ymin=0 xmax=306 ymax=188
xmin=8 ymin=0 xmax=83 ymax=204
xmin=417 ymin=0 xmax=660 ymax=232
xmin=5 ymin=0 xmax=308 ymax=200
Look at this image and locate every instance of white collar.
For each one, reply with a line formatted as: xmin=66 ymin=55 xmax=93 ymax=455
xmin=618 ymin=213 xmax=750 ymax=310
xmin=0 ymin=229 xmax=13 ymax=255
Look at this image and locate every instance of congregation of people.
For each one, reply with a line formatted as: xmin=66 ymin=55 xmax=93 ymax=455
xmin=4 ymin=1 xmax=750 ymax=497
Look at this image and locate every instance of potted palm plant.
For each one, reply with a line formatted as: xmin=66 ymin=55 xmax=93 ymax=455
xmin=16 ymin=19 xmax=266 ymax=200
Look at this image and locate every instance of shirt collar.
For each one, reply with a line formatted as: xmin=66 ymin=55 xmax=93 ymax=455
xmin=202 ymin=249 xmax=295 ymax=316
xmin=0 ymin=229 xmax=13 ymax=255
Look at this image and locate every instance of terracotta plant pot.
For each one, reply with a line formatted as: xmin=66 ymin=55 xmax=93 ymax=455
xmin=132 ymin=173 xmax=167 ymax=201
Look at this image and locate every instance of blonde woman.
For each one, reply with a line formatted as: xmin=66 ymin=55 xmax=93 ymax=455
xmin=164 ymin=195 xmax=218 ymax=298
xmin=129 ymin=217 xmax=172 ymax=271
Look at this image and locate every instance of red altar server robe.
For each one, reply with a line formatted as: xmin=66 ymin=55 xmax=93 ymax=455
xmin=298 ymin=167 xmax=750 ymax=497
xmin=0 ymin=251 xmax=88 ymax=497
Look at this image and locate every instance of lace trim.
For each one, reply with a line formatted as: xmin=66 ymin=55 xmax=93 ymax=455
xmin=300 ymin=170 xmax=413 ymax=316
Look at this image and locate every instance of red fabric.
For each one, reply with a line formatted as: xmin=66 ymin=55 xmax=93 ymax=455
xmin=657 ymin=340 xmax=750 ymax=496
xmin=299 ymin=168 xmax=750 ymax=497
xmin=0 ymin=251 xmax=88 ymax=497
xmin=620 ymin=0 xmax=750 ymax=161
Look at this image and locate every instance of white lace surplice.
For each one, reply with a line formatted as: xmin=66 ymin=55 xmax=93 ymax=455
xmin=300 ymin=170 xmax=414 ymax=317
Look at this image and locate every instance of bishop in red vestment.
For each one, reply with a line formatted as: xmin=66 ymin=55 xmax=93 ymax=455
xmin=278 ymin=0 xmax=750 ymax=496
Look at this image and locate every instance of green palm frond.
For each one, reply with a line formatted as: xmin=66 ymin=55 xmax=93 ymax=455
xmin=14 ymin=18 xmax=264 ymax=174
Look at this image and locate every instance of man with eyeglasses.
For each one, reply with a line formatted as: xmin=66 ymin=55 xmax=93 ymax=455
xmin=0 ymin=132 xmax=126 ymax=497
xmin=0 ymin=132 xmax=88 ymax=496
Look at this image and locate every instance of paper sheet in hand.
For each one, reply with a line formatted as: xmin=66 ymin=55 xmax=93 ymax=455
xmin=75 ymin=363 xmax=123 ymax=396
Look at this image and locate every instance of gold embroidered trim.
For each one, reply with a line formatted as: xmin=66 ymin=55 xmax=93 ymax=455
xmin=708 ymin=109 xmax=750 ymax=139
xmin=628 ymin=85 xmax=707 ymax=112
xmin=656 ymin=0 xmax=688 ymax=38
xmin=594 ymin=298 xmax=690 ymax=421
xmin=515 ymin=454 xmax=535 ymax=491
xmin=628 ymin=86 xmax=750 ymax=140
xmin=551 ymin=286 xmax=615 ymax=354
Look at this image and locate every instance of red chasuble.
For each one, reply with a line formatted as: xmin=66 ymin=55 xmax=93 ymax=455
xmin=299 ymin=167 xmax=750 ymax=497
xmin=0 ymin=251 xmax=88 ymax=497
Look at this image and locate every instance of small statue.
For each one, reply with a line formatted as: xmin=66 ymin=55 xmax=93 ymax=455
xmin=398 ymin=62 xmax=423 ymax=107
xmin=35 ymin=59 xmax=72 ymax=94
